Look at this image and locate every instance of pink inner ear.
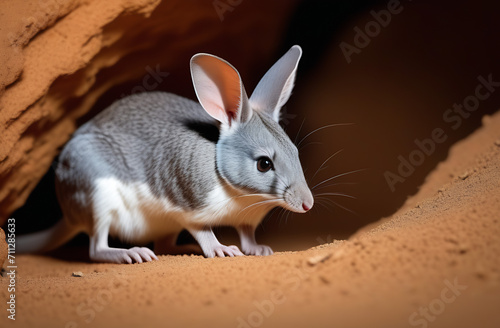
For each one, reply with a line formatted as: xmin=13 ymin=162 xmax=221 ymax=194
xmin=191 ymin=54 xmax=244 ymax=125
xmin=217 ymin=68 xmax=241 ymax=123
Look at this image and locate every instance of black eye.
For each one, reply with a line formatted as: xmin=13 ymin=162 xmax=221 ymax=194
xmin=257 ymin=157 xmax=273 ymax=172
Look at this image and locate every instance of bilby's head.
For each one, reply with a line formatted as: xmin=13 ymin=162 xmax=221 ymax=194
xmin=191 ymin=45 xmax=313 ymax=213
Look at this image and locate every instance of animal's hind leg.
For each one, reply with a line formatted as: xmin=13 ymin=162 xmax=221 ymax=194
xmin=88 ymin=177 xmax=158 ymax=264
xmin=154 ymin=232 xmax=202 ymax=255
xmin=89 ymin=221 xmax=158 ymax=264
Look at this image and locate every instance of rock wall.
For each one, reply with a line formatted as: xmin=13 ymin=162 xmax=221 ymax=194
xmin=0 ymin=0 xmax=298 ymax=223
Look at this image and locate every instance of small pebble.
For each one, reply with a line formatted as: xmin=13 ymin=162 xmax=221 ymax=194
xmin=307 ymin=253 xmax=332 ymax=266
xmin=72 ymin=271 xmax=84 ymax=277
xmin=459 ymin=172 xmax=470 ymax=180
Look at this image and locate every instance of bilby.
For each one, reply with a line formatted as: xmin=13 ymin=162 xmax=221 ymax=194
xmin=17 ymin=45 xmax=314 ymax=263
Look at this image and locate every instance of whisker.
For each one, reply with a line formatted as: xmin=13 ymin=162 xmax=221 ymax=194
xmin=238 ymin=199 xmax=279 ymax=216
xmin=284 ymin=208 xmax=293 ymax=224
xmin=313 ymin=200 xmax=335 ymax=218
xmin=267 ymin=207 xmax=280 ymax=220
xmin=277 ymin=207 xmax=285 ymax=227
xmin=207 ymin=192 xmax=280 ymax=211
xmin=311 ymin=149 xmax=344 ymax=181
xmin=297 ymin=123 xmax=353 ymax=148
xmin=293 ymin=118 xmax=307 ymax=145
xmin=316 ymin=197 xmax=358 ymax=216
xmin=238 ymin=204 xmax=276 ymax=222
xmin=315 ymin=200 xmax=334 ymax=214
xmin=314 ymin=192 xmax=356 ymax=199
xmin=298 ymin=141 xmax=323 ymax=151
xmin=278 ymin=207 xmax=290 ymax=227
xmin=314 ymin=165 xmax=329 ymax=178
xmin=319 ymin=198 xmax=342 ymax=217
xmin=312 ymin=182 xmax=359 ymax=192
xmin=311 ymin=169 xmax=365 ymax=190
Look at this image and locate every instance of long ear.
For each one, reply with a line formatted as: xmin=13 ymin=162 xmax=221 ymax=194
xmin=249 ymin=45 xmax=302 ymax=122
xmin=190 ymin=53 xmax=251 ymax=126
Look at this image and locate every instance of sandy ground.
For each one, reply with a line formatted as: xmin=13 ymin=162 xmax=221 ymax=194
xmin=1 ymin=111 xmax=500 ymax=328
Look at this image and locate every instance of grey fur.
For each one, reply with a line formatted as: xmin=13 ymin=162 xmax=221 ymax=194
xmin=66 ymin=92 xmax=219 ymax=210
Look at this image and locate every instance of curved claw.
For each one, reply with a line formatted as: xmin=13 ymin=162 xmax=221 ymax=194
xmin=210 ymin=245 xmax=244 ymax=258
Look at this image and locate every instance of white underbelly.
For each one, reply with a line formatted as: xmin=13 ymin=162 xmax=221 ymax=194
xmin=93 ymin=177 xmax=277 ymax=243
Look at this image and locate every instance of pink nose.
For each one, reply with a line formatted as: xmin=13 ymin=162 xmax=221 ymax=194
xmin=302 ymin=203 xmax=311 ymax=212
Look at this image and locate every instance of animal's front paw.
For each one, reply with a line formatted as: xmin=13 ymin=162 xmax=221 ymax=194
xmin=242 ymin=244 xmax=274 ymax=256
xmin=90 ymin=246 xmax=158 ymax=264
xmin=206 ymin=245 xmax=244 ymax=258
xmin=125 ymin=247 xmax=159 ymax=263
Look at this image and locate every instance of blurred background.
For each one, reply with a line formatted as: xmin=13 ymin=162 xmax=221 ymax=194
xmin=7 ymin=0 xmax=500 ymax=254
